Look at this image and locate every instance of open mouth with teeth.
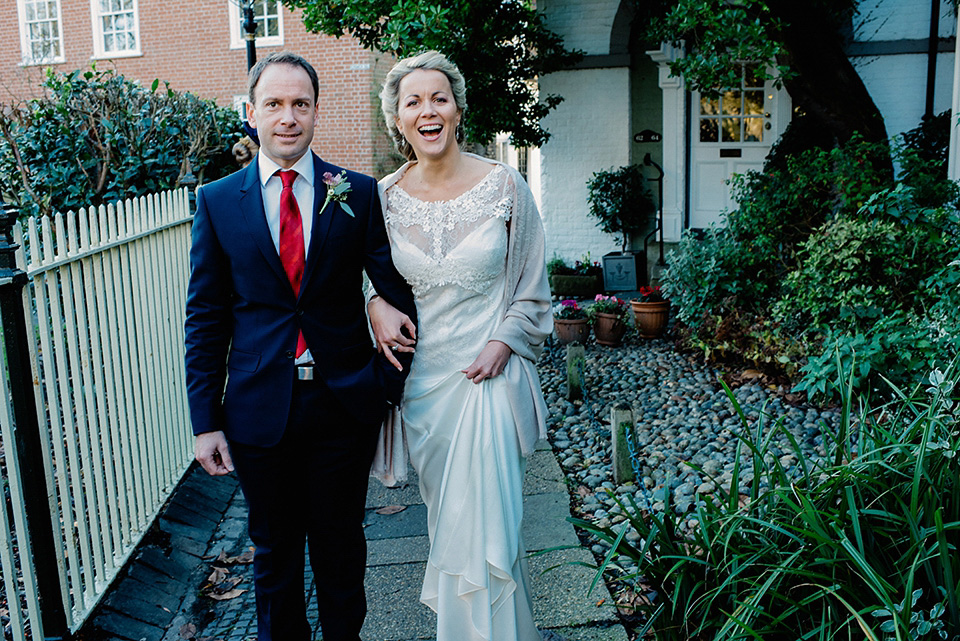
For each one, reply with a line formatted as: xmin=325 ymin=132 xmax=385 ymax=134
xmin=418 ymin=124 xmax=443 ymax=138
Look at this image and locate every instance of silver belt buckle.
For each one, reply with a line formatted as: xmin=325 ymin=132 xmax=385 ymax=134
xmin=297 ymin=365 xmax=314 ymax=381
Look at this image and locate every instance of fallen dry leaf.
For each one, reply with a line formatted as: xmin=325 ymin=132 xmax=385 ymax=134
xmin=214 ymin=549 xmax=254 ymax=566
xmin=207 ymin=588 xmax=247 ymax=601
xmin=179 ymin=622 xmax=196 ymax=639
xmin=375 ymin=505 xmax=407 ymax=515
xmin=206 ymin=567 xmax=229 ymax=584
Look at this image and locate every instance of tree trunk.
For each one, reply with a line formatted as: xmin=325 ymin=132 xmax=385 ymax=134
xmin=767 ymin=0 xmax=893 ymax=178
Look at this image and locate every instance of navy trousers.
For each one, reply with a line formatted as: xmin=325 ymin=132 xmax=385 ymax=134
xmin=229 ymin=377 xmax=382 ymax=641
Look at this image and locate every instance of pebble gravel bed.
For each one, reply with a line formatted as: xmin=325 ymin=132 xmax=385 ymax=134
xmin=536 ymin=328 xmax=841 ymax=579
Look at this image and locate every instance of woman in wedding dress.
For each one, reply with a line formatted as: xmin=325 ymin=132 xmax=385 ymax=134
xmin=367 ymin=51 xmax=553 ymax=641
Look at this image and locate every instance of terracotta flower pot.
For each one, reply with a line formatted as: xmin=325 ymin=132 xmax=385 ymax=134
xmin=630 ymin=300 xmax=670 ymax=339
xmin=554 ymin=317 xmax=590 ymax=344
xmin=592 ymin=312 xmax=627 ymax=347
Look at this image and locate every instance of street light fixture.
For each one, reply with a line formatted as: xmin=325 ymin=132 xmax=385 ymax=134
xmin=229 ymin=0 xmax=259 ymax=71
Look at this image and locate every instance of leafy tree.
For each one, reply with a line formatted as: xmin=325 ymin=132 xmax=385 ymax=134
xmin=640 ymin=0 xmax=892 ymax=173
xmin=0 ymin=66 xmax=243 ymax=218
xmin=283 ymin=0 xmax=582 ymax=147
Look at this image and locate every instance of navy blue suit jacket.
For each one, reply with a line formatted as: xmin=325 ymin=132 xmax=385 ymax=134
xmin=184 ymin=153 xmax=416 ymax=447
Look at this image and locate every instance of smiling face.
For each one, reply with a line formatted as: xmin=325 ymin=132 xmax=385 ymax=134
xmin=247 ymin=63 xmax=319 ymax=169
xmin=395 ymin=69 xmax=462 ymax=162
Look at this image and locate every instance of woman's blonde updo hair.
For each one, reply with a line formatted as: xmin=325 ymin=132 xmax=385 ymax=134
xmin=380 ymin=50 xmax=468 ymax=161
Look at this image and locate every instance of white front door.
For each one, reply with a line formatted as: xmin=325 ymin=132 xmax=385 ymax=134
xmin=689 ymin=65 xmax=791 ymax=229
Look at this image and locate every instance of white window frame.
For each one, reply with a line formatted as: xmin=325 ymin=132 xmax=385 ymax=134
xmin=228 ymin=0 xmax=284 ymax=50
xmin=90 ymin=0 xmax=141 ymax=59
xmin=17 ymin=0 xmax=66 ymax=65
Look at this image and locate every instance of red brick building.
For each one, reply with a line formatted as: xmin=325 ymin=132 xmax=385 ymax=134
xmin=1 ymin=0 xmax=400 ymax=177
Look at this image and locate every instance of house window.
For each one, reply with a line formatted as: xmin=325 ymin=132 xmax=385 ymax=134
xmin=229 ymin=0 xmax=284 ymax=50
xmin=18 ymin=0 xmax=65 ymax=65
xmin=699 ymin=64 xmax=766 ymax=144
xmin=91 ymin=0 xmax=140 ymax=58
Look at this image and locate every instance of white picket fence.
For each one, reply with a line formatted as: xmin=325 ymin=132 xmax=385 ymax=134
xmin=0 ymin=187 xmax=195 ymax=638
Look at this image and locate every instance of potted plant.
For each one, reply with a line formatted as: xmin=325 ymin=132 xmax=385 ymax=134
xmin=630 ymin=285 xmax=669 ymax=339
xmin=553 ymin=299 xmax=590 ymax=344
xmin=586 ymin=165 xmax=656 ymax=292
xmin=547 ymin=253 xmax=602 ymax=298
xmin=587 ymin=294 xmax=630 ymax=347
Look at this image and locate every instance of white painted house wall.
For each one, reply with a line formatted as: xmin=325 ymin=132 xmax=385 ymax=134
xmin=538 ymin=0 xmax=960 ymax=260
xmin=539 ymin=0 xmax=628 ymax=265
xmin=851 ymin=1 xmax=957 ymax=145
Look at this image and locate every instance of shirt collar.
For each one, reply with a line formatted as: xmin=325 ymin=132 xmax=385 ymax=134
xmin=257 ymin=151 xmax=315 ymax=188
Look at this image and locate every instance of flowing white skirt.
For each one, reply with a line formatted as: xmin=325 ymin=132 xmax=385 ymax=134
xmin=403 ymin=364 xmax=541 ymax=641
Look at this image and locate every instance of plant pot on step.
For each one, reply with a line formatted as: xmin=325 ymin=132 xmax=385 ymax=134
xmin=554 ymin=318 xmax=590 ymax=344
xmin=630 ymin=299 xmax=669 ymax=339
xmin=592 ymin=312 xmax=627 ymax=346
xmin=549 ymin=273 xmax=602 ymax=298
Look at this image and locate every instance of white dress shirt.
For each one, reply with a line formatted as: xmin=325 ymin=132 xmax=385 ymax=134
xmin=257 ymin=151 xmax=316 ymax=364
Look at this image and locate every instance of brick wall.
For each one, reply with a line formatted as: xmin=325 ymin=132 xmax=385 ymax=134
xmin=539 ymin=67 xmax=631 ymax=264
xmin=0 ymin=1 xmax=398 ymax=177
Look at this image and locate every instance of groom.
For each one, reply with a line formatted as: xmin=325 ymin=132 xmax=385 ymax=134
xmin=184 ymin=51 xmax=416 ymax=641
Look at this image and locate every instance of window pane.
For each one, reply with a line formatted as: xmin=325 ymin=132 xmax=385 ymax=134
xmin=744 ymin=90 xmax=763 ymax=116
xmin=700 ymin=95 xmax=719 ymax=115
xmin=721 ymin=117 xmax=740 ymax=142
xmin=104 ymin=32 xmax=115 ymax=51
xmin=25 ymin=3 xmax=36 ymax=21
xmin=721 ymin=90 xmax=741 ymax=116
xmin=265 ymin=17 xmax=278 ymax=37
xmin=744 ymin=118 xmax=763 ymax=142
xmin=126 ymin=32 xmax=136 ymax=50
xmin=699 ymin=119 xmax=718 ymax=143
xmin=266 ymin=0 xmax=279 ymax=14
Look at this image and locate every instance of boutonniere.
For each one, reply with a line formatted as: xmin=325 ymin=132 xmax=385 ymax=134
xmin=320 ymin=171 xmax=354 ymax=218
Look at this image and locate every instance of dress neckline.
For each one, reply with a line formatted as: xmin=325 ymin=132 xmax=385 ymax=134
xmin=391 ymin=164 xmax=502 ymax=205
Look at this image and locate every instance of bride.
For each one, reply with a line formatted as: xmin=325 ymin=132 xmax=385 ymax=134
xmin=367 ymin=51 xmax=553 ymax=641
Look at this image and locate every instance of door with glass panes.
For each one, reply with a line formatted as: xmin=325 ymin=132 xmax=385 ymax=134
xmin=689 ymin=65 xmax=791 ymax=229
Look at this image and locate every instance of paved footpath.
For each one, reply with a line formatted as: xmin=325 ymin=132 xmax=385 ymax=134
xmin=78 ymin=440 xmax=628 ymax=641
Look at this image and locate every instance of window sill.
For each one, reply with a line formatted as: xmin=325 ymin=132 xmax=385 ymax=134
xmin=90 ymin=50 xmax=143 ymax=61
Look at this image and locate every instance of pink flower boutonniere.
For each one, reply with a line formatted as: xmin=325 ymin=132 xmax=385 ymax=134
xmin=321 ymin=170 xmax=354 ymax=218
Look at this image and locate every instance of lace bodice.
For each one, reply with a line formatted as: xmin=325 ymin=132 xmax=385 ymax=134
xmin=384 ymin=164 xmax=514 ymax=372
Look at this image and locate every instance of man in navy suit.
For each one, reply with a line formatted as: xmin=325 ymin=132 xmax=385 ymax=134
xmin=184 ymin=51 xmax=416 ymax=641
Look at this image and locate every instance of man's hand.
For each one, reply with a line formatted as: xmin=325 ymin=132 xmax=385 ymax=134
xmin=462 ymin=340 xmax=512 ymax=384
xmin=195 ymin=431 xmax=234 ymax=476
xmin=368 ymin=295 xmax=417 ymax=371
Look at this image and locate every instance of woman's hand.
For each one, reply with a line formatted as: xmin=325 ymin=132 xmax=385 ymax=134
xmin=368 ymin=296 xmax=417 ymax=371
xmin=462 ymin=340 xmax=512 ymax=384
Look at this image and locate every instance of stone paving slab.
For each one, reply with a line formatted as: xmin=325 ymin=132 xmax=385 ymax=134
xmin=77 ymin=441 xmax=630 ymax=641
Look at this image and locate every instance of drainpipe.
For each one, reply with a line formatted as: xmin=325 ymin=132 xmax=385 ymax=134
xmin=926 ymin=0 xmax=941 ymax=119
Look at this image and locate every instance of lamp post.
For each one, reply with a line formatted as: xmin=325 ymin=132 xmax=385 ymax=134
xmin=230 ymin=0 xmax=259 ymax=71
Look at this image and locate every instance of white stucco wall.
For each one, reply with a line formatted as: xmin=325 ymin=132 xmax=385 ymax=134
xmin=539 ymin=0 xmax=622 ymax=55
xmin=540 ymin=67 xmax=631 ymax=263
xmin=854 ymin=52 xmax=956 ymax=138
xmin=854 ymin=0 xmax=956 ymax=41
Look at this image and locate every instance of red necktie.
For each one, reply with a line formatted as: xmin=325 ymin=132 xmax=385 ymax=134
xmin=277 ymin=170 xmax=308 ymax=357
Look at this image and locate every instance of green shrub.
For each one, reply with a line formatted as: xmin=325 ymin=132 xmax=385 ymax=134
xmin=0 ymin=66 xmax=243 ymax=219
xmin=662 ymin=135 xmax=892 ymax=328
xmin=898 ymin=110 xmax=959 ymax=208
xmin=773 ymin=216 xmax=909 ymax=333
xmin=573 ymin=366 xmax=960 ymax=640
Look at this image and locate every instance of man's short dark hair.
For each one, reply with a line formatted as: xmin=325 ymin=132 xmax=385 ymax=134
xmin=248 ymin=51 xmax=320 ymax=106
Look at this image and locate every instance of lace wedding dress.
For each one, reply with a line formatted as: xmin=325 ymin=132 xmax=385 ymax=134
xmin=383 ymin=164 xmax=541 ymax=641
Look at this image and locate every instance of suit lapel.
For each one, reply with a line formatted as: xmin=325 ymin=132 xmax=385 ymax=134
xmin=238 ymin=159 xmax=288 ymax=284
xmin=300 ymin=153 xmax=336 ymax=293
